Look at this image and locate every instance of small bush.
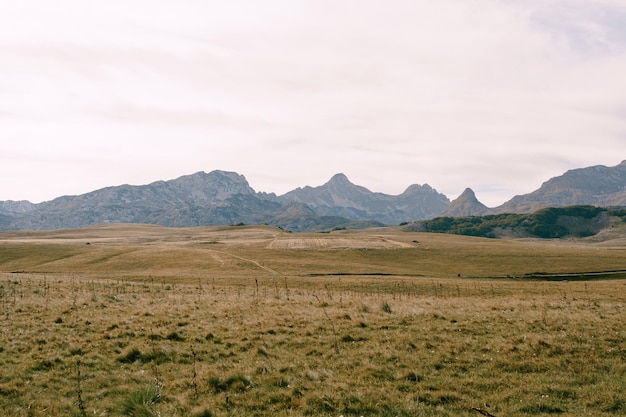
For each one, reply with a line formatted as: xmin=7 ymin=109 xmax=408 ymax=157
xmin=118 ymin=348 xmax=142 ymax=364
xmin=382 ymin=301 xmax=392 ymax=314
xmin=207 ymin=376 xmax=228 ymax=393
xmin=165 ymin=331 xmax=185 ymax=342
xmin=226 ymin=374 xmax=252 ymax=393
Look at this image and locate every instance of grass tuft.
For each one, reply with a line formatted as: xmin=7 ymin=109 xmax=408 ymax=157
xmin=518 ymin=403 xmax=565 ymax=414
xmin=208 ymin=374 xmax=252 ymax=394
xmin=118 ymin=386 xmax=163 ymax=417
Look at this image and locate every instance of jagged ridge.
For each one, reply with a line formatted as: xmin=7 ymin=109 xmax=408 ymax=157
xmin=0 ymin=171 xmax=444 ymax=231
xmin=2 ymin=160 xmax=626 ymax=231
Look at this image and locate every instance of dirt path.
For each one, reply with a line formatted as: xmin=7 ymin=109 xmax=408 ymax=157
xmin=206 ymin=249 xmax=283 ymax=277
xmin=268 ymin=236 xmax=414 ymax=249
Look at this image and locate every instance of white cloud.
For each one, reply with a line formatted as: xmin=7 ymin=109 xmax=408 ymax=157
xmin=0 ymin=0 xmax=625 ymax=207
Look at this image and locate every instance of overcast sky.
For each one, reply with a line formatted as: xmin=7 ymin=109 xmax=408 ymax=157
xmin=1 ymin=0 xmax=625 ymax=207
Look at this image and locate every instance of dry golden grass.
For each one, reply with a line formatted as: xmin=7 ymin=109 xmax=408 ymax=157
xmin=0 ymin=224 xmax=625 ymax=416
xmin=2 ymin=224 xmax=626 ymax=280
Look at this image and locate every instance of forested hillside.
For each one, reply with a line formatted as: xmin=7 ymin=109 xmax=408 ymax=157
xmin=405 ymin=206 xmax=626 ymax=238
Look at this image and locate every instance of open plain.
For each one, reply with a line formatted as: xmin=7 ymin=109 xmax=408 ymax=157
xmin=0 ymin=224 xmax=625 ymax=416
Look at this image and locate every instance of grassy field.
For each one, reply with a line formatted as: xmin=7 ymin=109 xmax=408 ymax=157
xmin=0 ymin=224 xmax=625 ymax=416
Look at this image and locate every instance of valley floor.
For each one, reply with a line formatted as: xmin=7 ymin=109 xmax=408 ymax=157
xmin=0 ymin=225 xmax=625 ymax=416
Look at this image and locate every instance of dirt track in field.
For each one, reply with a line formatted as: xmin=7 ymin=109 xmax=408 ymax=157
xmin=267 ymin=236 xmax=414 ymax=249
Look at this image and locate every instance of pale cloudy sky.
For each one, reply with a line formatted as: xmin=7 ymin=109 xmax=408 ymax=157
xmin=1 ymin=0 xmax=625 ymax=207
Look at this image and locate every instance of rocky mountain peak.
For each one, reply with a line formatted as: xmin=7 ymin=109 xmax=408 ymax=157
xmin=323 ymin=173 xmax=369 ymax=194
xmin=170 ymin=170 xmax=255 ymax=201
xmin=401 ymin=183 xmax=437 ymax=195
xmin=327 ymin=173 xmax=351 ymax=184
xmin=459 ymin=188 xmax=478 ymax=199
xmin=440 ymin=188 xmax=488 ymax=217
xmin=278 ymin=174 xmax=448 ymax=224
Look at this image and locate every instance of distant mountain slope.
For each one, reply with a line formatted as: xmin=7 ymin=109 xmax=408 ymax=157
xmin=0 ymin=200 xmax=36 ymax=214
xmin=0 ymin=170 xmax=427 ymax=232
xmin=279 ymin=173 xmax=449 ymax=224
xmin=6 ymin=171 xmax=261 ymax=230
xmin=494 ymin=161 xmax=626 ymax=213
xmin=406 ymin=205 xmax=626 ymax=239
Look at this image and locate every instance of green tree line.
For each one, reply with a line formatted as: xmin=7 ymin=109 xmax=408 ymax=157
xmin=414 ymin=206 xmax=626 ymax=238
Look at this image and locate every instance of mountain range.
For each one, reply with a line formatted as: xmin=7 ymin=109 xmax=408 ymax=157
xmin=0 ymin=171 xmax=448 ymax=232
xmin=441 ymin=160 xmax=626 ymax=217
xmin=1 ymin=160 xmax=625 ymax=232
